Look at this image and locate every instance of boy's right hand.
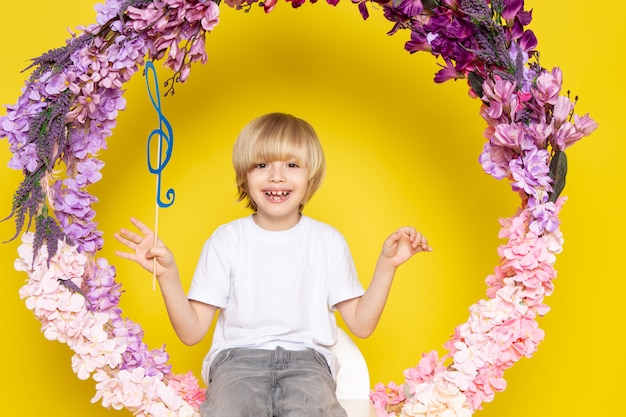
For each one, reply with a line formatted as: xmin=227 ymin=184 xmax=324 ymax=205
xmin=114 ymin=217 xmax=176 ymax=277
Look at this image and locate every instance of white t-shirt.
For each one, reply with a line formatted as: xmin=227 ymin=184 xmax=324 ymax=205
xmin=187 ymin=215 xmax=365 ymax=384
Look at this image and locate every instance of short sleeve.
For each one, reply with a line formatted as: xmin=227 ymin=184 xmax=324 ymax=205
xmin=326 ymin=228 xmax=365 ymax=309
xmin=187 ymin=225 xmax=235 ymax=308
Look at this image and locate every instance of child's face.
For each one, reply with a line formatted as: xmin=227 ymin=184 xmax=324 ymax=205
xmin=246 ymin=159 xmax=309 ymax=230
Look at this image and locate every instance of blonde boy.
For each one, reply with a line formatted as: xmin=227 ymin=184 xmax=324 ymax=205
xmin=116 ymin=113 xmax=431 ymax=416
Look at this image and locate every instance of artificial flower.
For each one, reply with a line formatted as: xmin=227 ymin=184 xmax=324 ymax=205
xmin=1 ymin=2 xmax=596 ymax=417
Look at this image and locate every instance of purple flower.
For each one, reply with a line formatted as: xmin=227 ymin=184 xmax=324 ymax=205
xmin=396 ymin=0 xmax=424 ymax=17
xmin=50 ymin=178 xmax=104 ymax=254
xmin=518 ymin=29 xmax=537 ymax=52
xmin=94 ymin=0 xmax=125 ymax=25
xmin=70 ymin=125 xmax=109 ymax=160
xmin=479 ymin=141 xmax=515 ymax=180
xmin=1 ymin=88 xmax=47 ymax=170
xmin=112 ymin=318 xmax=172 ymax=378
xmin=528 ymin=202 xmax=560 ymax=235
xmin=501 ymin=0 xmax=525 ymax=23
xmin=75 ymin=158 xmax=105 ymax=187
xmin=405 ymin=30 xmax=432 ymax=53
xmin=352 ymin=0 xmax=370 ymax=20
xmin=60 ymin=179 xmax=97 ymax=218
xmin=509 ymin=147 xmax=552 ymax=200
xmin=85 ymin=257 xmax=122 ymax=312
xmin=96 ymin=88 xmax=127 ymax=122
xmin=434 ymin=59 xmax=466 ymax=82
xmin=9 ymin=144 xmax=40 ymax=172
xmin=42 ymin=72 xmax=68 ymax=97
xmin=109 ymin=35 xmax=148 ymax=74
xmin=78 ymin=229 xmax=104 ymax=253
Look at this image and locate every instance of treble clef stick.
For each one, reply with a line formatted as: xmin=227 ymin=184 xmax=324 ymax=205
xmin=145 ymin=60 xmax=175 ymax=290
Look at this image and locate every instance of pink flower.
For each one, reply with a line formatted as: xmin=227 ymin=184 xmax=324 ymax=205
xmin=15 ymin=233 xmax=94 ymax=343
xmin=66 ymin=81 xmax=102 ymax=124
xmin=468 ymin=366 xmax=506 ymax=407
xmin=451 ymin=342 xmax=485 ymax=381
xmin=552 ymin=95 xmax=573 ymax=129
xmin=481 ymin=77 xmax=516 ymax=122
xmin=200 ymin=0 xmax=220 ymax=30
xmin=500 ymin=232 xmax=555 ymax=273
xmin=573 ymin=113 xmax=598 ymax=136
xmin=188 ymin=32 xmax=208 ymax=65
xmin=92 ymin=367 xmax=155 ymax=411
xmin=533 ymin=67 xmax=563 ymax=106
xmin=168 ymin=371 xmax=206 ymax=409
xmin=525 ymin=119 xmax=553 ymax=149
xmin=485 ymin=265 xmax=509 ymax=298
xmin=403 ymin=351 xmax=447 ymax=386
xmin=263 ymin=0 xmax=279 ymax=12
xmin=467 ymin=298 xmax=514 ymax=334
xmin=71 ymin=315 xmax=127 ymax=380
xmin=371 ymin=382 xmax=406 ymax=417
xmin=492 ymin=122 xmax=525 ymax=151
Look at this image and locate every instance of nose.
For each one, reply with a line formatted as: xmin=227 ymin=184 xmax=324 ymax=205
xmin=268 ymin=164 xmax=285 ymax=182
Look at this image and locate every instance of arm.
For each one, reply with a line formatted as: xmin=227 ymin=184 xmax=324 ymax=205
xmin=114 ymin=217 xmax=217 ymax=345
xmin=335 ymin=227 xmax=431 ymax=338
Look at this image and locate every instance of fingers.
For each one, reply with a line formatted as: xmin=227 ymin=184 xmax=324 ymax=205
xmin=114 ymin=249 xmax=135 ymax=261
xmin=114 ymin=228 xmax=140 ymax=248
xmin=115 ymin=218 xmax=155 ymax=244
xmin=394 ymin=227 xmax=432 ymax=252
xmin=413 ymin=231 xmax=432 ymax=252
xmin=114 ymin=218 xmax=163 ymax=260
xmin=129 ymin=217 xmax=153 ymax=235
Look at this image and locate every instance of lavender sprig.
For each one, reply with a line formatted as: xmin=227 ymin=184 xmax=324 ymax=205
xmin=23 ymin=34 xmax=94 ymax=83
xmin=2 ymin=91 xmax=73 ymax=262
xmin=461 ymin=0 xmax=514 ymax=78
xmin=28 ymin=90 xmax=73 ymax=170
xmin=33 ymin=209 xmax=70 ymax=267
xmin=2 ymin=166 xmax=46 ymax=245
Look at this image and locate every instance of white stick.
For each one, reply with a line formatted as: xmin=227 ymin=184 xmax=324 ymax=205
xmin=153 ymin=200 xmax=159 ymax=291
xmin=152 ymin=126 xmax=162 ymax=292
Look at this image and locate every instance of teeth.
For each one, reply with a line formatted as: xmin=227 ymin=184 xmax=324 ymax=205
xmin=266 ymin=191 xmax=290 ymax=196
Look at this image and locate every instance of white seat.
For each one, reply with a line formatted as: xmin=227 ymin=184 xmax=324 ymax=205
xmin=331 ymin=328 xmax=378 ymax=417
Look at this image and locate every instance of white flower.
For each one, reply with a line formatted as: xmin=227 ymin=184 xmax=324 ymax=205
xmin=402 ymin=374 xmax=472 ymax=417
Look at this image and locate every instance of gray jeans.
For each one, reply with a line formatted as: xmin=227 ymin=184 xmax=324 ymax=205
xmin=200 ymin=346 xmax=347 ymax=417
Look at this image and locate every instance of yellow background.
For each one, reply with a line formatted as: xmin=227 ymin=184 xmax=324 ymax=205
xmin=1 ymin=1 xmax=624 ymax=416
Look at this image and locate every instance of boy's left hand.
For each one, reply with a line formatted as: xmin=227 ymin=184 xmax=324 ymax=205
xmin=381 ymin=227 xmax=432 ymax=268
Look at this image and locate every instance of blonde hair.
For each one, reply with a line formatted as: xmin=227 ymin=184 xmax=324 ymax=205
xmin=232 ymin=113 xmax=326 ymax=211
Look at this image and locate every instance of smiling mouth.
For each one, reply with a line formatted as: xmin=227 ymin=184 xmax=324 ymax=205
xmin=265 ymin=190 xmax=291 ymax=201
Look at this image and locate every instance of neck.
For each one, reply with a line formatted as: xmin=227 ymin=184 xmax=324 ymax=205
xmin=252 ymin=211 xmax=302 ymax=231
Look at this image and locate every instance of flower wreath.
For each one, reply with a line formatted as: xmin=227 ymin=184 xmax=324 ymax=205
xmin=1 ymin=1 xmax=597 ymax=416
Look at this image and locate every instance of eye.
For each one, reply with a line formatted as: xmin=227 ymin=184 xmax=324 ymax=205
xmin=255 ymin=163 xmax=267 ymax=169
xmin=287 ymin=162 xmax=300 ymax=168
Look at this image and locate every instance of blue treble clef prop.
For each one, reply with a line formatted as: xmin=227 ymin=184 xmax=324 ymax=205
xmin=145 ymin=61 xmax=175 ymax=290
xmin=145 ymin=61 xmax=175 ymax=208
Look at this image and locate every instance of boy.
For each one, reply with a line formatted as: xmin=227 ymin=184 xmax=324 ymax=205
xmin=115 ymin=112 xmax=431 ymax=416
